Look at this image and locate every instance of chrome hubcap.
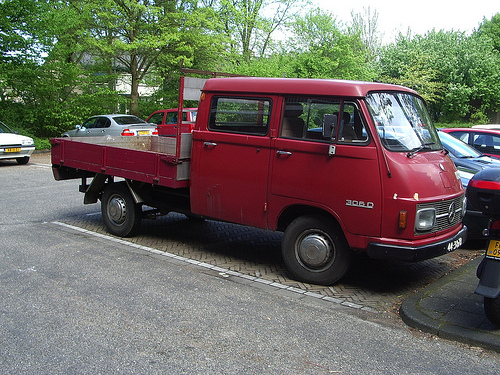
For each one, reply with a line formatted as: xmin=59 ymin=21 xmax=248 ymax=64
xmin=298 ymin=233 xmax=333 ymax=269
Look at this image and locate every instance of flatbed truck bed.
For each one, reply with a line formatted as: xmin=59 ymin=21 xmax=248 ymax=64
xmin=51 ymin=134 xmax=192 ymax=188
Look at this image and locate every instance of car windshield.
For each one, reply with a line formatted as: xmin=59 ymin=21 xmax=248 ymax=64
xmin=113 ymin=116 xmax=147 ymax=125
xmin=438 ymin=131 xmax=482 ymax=158
xmin=0 ymin=122 xmax=14 ymax=133
xmin=366 ymin=92 xmax=442 ymax=153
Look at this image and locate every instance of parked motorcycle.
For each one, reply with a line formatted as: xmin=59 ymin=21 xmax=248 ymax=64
xmin=467 ymin=168 xmax=500 ymax=326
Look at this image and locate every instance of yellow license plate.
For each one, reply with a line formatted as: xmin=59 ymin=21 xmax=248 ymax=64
xmin=486 ymin=240 xmax=500 ymax=259
xmin=5 ymin=147 xmax=21 ymax=153
xmin=138 ymin=130 xmax=150 ymax=135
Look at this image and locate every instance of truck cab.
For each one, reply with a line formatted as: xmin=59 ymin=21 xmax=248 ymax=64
xmin=189 ymin=77 xmax=466 ymax=284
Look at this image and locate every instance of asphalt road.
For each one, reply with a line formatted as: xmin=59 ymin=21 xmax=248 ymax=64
xmin=1 ymin=153 xmax=500 ymax=374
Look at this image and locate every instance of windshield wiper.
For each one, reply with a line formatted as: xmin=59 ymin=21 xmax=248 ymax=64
xmin=406 ymin=142 xmax=435 ymax=158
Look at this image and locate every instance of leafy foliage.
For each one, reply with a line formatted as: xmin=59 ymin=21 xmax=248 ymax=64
xmin=0 ymin=1 xmax=499 ymax=141
xmin=377 ymin=29 xmax=500 ymax=123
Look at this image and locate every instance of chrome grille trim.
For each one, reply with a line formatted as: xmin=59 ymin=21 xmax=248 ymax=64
xmin=416 ymin=195 xmax=465 ymax=235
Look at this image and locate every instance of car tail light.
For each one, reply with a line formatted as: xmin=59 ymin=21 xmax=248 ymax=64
xmin=153 ymin=127 xmax=159 ymax=136
xmin=121 ymin=128 xmax=134 ymax=136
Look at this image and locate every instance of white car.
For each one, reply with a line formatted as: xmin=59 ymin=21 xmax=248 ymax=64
xmin=0 ymin=121 xmax=35 ymax=165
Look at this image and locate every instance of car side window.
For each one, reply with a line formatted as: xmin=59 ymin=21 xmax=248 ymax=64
xmin=165 ymin=112 xmax=177 ymax=124
xmin=149 ymin=113 xmax=164 ymax=125
xmin=82 ymin=118 xmax=97 ymax=129
xmin=208 ymin=97 xmax=271 ymax=135
xmin=94 ymin=117 xmax=110 ymax=128
xmin=450 ymin=131 xmax=469 ymax=143
xmin=473 ymin=132 xmax=500 ymax=156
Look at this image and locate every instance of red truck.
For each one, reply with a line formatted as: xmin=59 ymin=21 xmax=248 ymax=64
xmin=51 ymin=76 xmax=467 ymax=285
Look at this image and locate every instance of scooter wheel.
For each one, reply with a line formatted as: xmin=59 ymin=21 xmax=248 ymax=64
xmin=484 ymin=296 xmax=500 ymax=327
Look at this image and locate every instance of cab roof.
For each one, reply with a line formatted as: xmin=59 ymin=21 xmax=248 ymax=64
xmin=201 ymin=77 xmax=418 ymax=98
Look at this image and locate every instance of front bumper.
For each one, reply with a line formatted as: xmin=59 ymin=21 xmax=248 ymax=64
xmin=366 ymin=226 xmax=468 ymax=262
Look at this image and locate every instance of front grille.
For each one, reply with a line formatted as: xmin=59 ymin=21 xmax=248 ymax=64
xmin=416 ymin=195 xmax=465 ymax=235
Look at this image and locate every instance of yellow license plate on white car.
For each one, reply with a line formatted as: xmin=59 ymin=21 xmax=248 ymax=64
xmin=138 ymin=130 xmax=150 ymax=135
xmin=486 ymin=240 xmax=500 ymax=259
xmin=5 ymin=147 xmax=21 ymax=153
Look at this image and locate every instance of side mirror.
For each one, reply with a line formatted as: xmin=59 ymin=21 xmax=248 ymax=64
xmin=322 ymin=114 xmax=337 ymax=139
xmin=76 ymin=125 xmax=86 ymax=131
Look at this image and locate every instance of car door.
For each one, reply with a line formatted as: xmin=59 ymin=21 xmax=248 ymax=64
xmin=86 ymin=117 xmax=112 ymax=136
xmin=190 ymin=96 xmax=273 ymax=228
xmin=70 ymin=117 xmax=95 ymax=137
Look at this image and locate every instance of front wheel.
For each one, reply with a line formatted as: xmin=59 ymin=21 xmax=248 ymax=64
xmin=282 ymin=215 xmax=350 ymax=285
xmin=484 ymin=296 xmax=500 ymax=327
xmin=16 ymin=157 xmax=29 ymax=165
xmin=101 ymin=182 xmax=142 ymax=237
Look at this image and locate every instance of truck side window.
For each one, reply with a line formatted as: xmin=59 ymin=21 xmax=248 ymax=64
xmin=338 ymin=102 xmax=369 ymax=144
xmin=281 ymin=98 xmax=340 ymax=141
xmin=208 ymin=97 xmax=271 ymax=135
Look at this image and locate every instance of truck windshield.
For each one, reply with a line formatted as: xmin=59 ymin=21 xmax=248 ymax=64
xmin=366 ymin=92 xmax=442 ymax=153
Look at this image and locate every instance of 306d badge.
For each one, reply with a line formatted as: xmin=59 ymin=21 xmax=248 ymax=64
xmin=346 ymin=199 xmax=374 ymax=209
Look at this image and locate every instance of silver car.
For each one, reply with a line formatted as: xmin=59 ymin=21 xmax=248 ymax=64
xmin=0 ymin=121 xmax=35 ymax=164
xmin=63 ymin=114 xmax=158 ymax=137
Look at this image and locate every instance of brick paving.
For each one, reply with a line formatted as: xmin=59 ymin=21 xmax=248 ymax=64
xmin=60 ymin=211 xmax=481 ymax=315
xmin=34 ymin=153 xmax=480 ymax=316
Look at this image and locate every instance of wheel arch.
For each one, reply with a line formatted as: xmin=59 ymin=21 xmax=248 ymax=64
xmin=276 ymin=204 xmax=344 ymax=234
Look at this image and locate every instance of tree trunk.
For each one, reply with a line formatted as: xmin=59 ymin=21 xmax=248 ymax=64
xmin=130 ymin=55 xmax=140 ymax=116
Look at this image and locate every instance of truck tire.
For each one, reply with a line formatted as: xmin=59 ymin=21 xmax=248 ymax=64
xmin=484 ymin=296 xmax=500 ymax=327
xmin=282 ymin=215 xmax=350 ymax=285
xmin=101 ymin=182 xmax=142 ymax=237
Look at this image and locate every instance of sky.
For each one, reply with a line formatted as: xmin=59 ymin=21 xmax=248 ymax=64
xmin=313 ymin=0 xmax=499 ymax=44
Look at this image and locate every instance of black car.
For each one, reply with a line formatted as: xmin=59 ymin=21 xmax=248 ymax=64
xmin=439 ymin=130 xmax=500 ymax=239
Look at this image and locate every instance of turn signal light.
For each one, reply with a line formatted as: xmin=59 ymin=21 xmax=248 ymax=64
xmin=398 ymin=211 xmax=408 ymax=229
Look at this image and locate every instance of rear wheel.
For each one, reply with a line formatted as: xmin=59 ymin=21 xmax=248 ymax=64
xmin=484 ymin=296 xmax=500 ymax=327
xmin=101 ymin=182 xmax=142 ymax=237
xmin=282 ymin=215 xmax=350 ymax=285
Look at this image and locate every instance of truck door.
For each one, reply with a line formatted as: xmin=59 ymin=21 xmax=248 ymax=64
xmin=190 ymin=96 xmax=273 ymax=228
xmin=269 ymin=98 xmax=382 ymax=238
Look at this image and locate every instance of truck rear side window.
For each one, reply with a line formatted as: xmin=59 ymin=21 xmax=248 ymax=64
xmin=209 ymin=97 xmax=271 ymax=135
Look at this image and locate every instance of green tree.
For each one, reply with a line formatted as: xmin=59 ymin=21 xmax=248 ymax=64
xmin=479 ymin=13 xmax=500 ymax=52
xmin=377 ymin=30 xmax=500 ymax=123
xmin=208 ymin=0 xmax=300 ymax=61
xmin=80 ymin=0 xmax=217 ymax=116
xmin=287 ymin=8 xmax=374 ymax=80
xmin=349 ymin=6 xmax=382 ymax=58
xmin=0 ymin=0 xmax=124 ymax=137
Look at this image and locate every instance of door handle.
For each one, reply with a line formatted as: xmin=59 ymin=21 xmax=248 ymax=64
xmin=204 ymin=142 xmax=217 ymax=147
xmin=277 ymin=150 xmax=292 ymax=156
